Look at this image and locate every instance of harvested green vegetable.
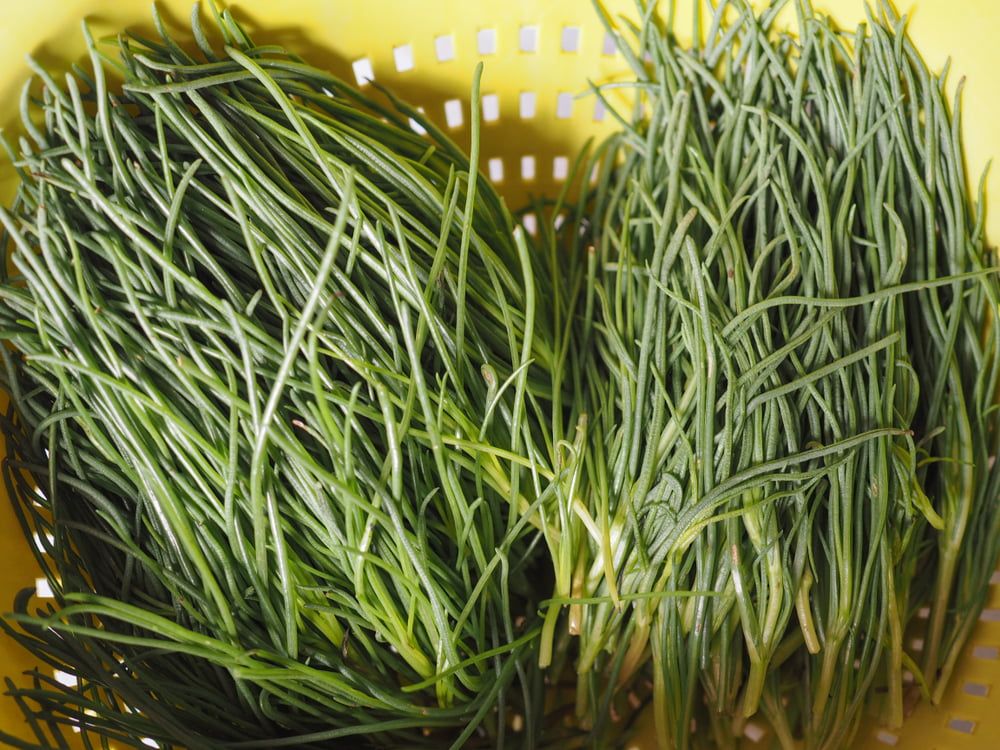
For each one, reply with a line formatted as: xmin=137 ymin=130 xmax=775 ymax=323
xmin=0 ymin=6 xmax=577 ymax=749
xmin=550 ymin=0 xmax=1000 ymax=747
xmin=2 ymin=0 xmax=998 ymax=749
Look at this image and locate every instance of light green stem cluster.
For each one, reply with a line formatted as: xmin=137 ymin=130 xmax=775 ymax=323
xmin=550 ymin=1 xmax=1000 ymax=748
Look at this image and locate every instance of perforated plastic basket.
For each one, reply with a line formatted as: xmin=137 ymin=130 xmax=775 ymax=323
xmin=0 ymin=1 xmax=998 ymax=747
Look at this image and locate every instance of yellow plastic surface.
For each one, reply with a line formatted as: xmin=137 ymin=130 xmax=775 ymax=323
xmin=0 ymin=1 xmax=997 ymax=747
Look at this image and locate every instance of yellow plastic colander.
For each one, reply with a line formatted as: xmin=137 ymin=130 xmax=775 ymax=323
xmin=0 ymin=1 xmax=997 ymax=747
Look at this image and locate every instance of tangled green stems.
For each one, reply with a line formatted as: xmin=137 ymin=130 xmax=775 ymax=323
xmin=1 ymin=1 xmax=998 ymax=749
xmin=550 ymin=1 xmax=1000 ymax=748
xmin=0 ymin=5 xmax=578 ymax=749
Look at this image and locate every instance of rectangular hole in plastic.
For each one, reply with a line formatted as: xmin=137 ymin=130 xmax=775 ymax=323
xmin=874 ymin=730 xmax=899 ymax=746
xmin=556 ymin=92 xmax=573 ymax=119
xmin=519 ymin=25 xmax=538 ymax=52
xmin=980 ymin=609 xmax=1000 ymax=622
xmin=917 ymin=606 xmax=930 ymax=619
xmin=54 ymin=670 xmax=77 ymax=688
xmin=973 ymin=644 xmax=999 ymax=660
xmin=594 ymin=99 xmax=607 ymax=122
xmin=519 ymin=91 xmax=537 ymax=119
xmin=947 ymin=718 xmax=976 ymax=734
xmin=521 ymin=155 xmax=536 ymax=181
xmin=522 ymin=213 xmax=538 ymax=236
xmin=963 ymin=681 xmax=990 ymax=697
xmin=444 ymin=99 xmax=463 ymax=129
xmin=909 ymin=637 xmax=924 ymax=652
xmin=482 ymin=94 xmax=500 ymax=123
xmin=562 ymin=26 xmax=581 ymax=52
xmin=742 ymin=721 xmax=765 ymax=743
xmin=393 ymin=44 xmax=414 ymax=72
xmin=602 ymin=31 xmax=618 ymax=55
xmin=477 ymin=28 xmax=497 ymax=55
xmin=352 ymin=58 xmax=374 ymax=85
xmin=991 ymin=570 xmax=1000 ymax=585
xmin=488 ymin=158 xmax=504 ymax=183
xmin=35 ymin=577 xmax=54 ymax=598
xmin=435 ymin=34 xmax=456 ymax=62
xmin=553 ymin=156 xmax=569 ymax=181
